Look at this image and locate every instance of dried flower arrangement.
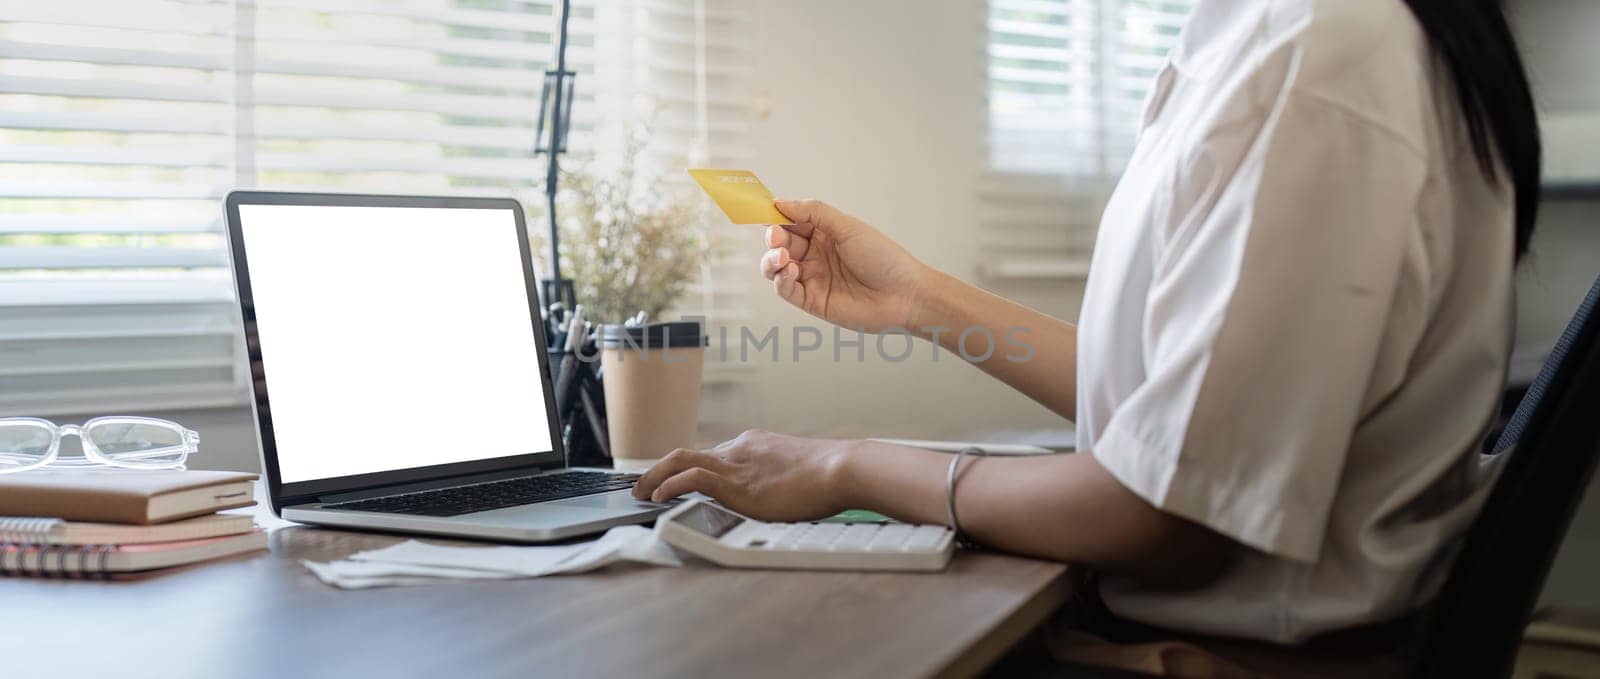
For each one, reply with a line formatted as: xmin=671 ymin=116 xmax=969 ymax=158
xmin=550 ymin=141 xmax=712 ymax=324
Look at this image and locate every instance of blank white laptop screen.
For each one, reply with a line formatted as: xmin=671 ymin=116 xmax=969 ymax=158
xmin=236 ymin=203 xmax=553 ymax=484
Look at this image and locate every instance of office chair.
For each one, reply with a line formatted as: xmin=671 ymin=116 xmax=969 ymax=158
xmin=996 ymin=272 xmax=1600 ymax=678
xmin=1413 ymin=271 xmax=1600 ymax=678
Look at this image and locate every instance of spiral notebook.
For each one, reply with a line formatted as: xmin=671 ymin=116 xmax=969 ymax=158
xmin=0 ymin=530 xmax=267 ymax=579
xmin=0 ymin=513 xmax=256 ymax=546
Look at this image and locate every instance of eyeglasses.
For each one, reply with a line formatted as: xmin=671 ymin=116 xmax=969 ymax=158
xmin=0 ymin=417 xmax=200 ymax=474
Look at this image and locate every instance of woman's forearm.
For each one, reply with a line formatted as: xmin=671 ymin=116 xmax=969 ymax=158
xmin=832 ymin=441 xmax=1149 ymax=563
xmin=908 ymin=268 xmax=1078 ymax=418
xmin=832 ymin=440 xmax=1229 ymax=583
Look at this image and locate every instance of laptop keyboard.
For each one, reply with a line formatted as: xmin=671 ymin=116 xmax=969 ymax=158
xmin=323 ymin=471 xmax=640 ymax=517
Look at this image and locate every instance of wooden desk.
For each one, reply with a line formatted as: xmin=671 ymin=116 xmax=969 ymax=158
xmin=0 ymin=506 xmax=1070 ymax=678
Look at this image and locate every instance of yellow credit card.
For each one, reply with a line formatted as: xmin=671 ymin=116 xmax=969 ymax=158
xmin=688 ymin=169 xmax=792 ymax=225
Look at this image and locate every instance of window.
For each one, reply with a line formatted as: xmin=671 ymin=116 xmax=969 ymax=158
xmin=979 ymin=0 xmax=1191 ymax=279
xmin=0 ymin=0 xmax=754 ymax=415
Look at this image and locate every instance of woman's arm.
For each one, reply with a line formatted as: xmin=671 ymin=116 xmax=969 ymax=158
xmin=909 ymin=268 xmax=1078 ymax=418
xmin=761 ymin=200 xmax=1077 ymax=417
xmin=692 ymin=199 xmax=1221 ymax=577
xmin=834 ymin=439 xmax=1229 ymax=585
xmin=635 ymin=432 xmax=1231 ymax=585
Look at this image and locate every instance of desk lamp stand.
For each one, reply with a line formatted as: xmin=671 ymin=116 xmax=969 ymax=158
xmin=534 ymin=0 xmax=577 ymax=315
xmin=534 ymin=0 xmax=611 ymax=467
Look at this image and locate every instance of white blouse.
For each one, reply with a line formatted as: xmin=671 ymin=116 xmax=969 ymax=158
xmin=1076 ymin=0 xmax=1515 ymax=643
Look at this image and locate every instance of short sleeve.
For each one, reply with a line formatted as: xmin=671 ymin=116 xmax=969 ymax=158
xmin=1090 ymin=92 xmax=1428 ymax=562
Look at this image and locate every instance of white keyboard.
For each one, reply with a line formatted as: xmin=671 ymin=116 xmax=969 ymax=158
xmin=657 ymin=499 xmax=956 ymax=572
xmin=747 ymin=521 xmax=952 ymax=553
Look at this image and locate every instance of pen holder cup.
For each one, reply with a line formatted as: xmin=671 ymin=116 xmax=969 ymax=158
xmin=597 ymin=322 xmax=708 ymax=472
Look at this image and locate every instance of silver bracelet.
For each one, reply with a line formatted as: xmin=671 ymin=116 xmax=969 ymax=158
xmin=945 ymin=446 xmax=987 ymax=541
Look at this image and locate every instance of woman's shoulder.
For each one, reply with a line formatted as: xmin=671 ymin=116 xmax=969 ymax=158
xmin=1177 ymin=0 xmax=1424 ymax=78
xmin=1174 ymin=0 xmax=1436 ymax=148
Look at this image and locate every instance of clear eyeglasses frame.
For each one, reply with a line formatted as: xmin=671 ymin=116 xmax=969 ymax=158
xmin=0 ymin=416 xmax=200 ymax=474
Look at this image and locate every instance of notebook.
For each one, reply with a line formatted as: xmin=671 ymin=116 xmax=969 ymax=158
xmin=0 ymin=530 xmax=268 ymax=578
xmin=0 ymin=470 xmax=257 ymax=524
xmin=0 ymin=513 xmax=256 ymax=546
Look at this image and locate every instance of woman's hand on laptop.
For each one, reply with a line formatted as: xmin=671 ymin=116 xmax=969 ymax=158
xmin=762 ymin=199 xmax=933 ymax=333
xmin=632 ymin=429 xmax=855 ymax=522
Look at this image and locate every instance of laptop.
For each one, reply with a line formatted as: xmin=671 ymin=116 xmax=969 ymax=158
xmin=224 ymin=191 xmax=672 ymax=542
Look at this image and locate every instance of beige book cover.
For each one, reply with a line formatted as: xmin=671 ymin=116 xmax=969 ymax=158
xmin=0 ymin=470 xmax=257 ymax=524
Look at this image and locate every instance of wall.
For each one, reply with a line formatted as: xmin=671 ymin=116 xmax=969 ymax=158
xmin=1512 ymin=0 xmax=1600 ymax=111
xmin=1512 ymin=0 xmax=1600 ymax=357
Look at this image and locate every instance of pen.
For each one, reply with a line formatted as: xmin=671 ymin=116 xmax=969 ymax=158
xmin=566 ymin=305 xmax=586 ymax=352
xmin=547 ymin=302 xmax=567 ymax=343
xmin=554 ymin=305 xmax=586 ymax=421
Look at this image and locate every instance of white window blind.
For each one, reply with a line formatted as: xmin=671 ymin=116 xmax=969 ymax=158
xmin=244 ymin=0 xmax=584 ymax=194
xmin=0 ymin=0 xmax=242 ymax=415
xmin=590 ymin=0 xmax=756 ymax=325
xmin=980 ymin=0 xmax=1191 ymax=279
xmin=605 ymin=0 xmax=764 ymax=434
xmin=0 ymin=0 xmax=754 ymax=416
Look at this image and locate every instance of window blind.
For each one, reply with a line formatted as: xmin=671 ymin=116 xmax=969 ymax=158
xmin=0 ymin=0 xmax=754 ymax=416
xmin=244 ymin=0 xmax=594 ymax=196
xmin=619 ymin=0 xmax=757 ymax=326
xmin=605 ymin=0 xmax=763 ymax=432
xmin=0 ymin=0 xmax=242 ymax=414
xmin=578 ymin=0 xmax=756 ymax=320
xmin=980 ymin=0 xmax=1191 ymax=279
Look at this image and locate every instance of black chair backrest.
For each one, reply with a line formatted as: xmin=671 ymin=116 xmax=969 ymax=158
xmin=1415 ymin=272 xmax=1600 ymax=679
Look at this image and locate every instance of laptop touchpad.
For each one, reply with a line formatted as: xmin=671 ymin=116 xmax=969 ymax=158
xmin=551 ymin=491 xmax=670 ymax=510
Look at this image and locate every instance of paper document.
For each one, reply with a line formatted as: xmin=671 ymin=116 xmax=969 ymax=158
xmin=302 ymin=524 xmax=682 ymax=589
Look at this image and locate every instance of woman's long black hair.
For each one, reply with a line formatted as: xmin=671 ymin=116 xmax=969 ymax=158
xmin=1404 ymin=0 xmax=1543 ymax=258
